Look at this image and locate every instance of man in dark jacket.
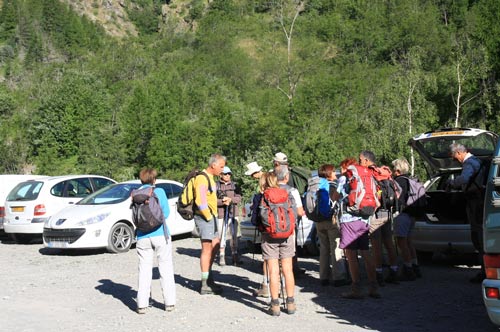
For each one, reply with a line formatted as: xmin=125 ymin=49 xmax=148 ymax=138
xmin=448 ymin=143 xmax=486 ymax=283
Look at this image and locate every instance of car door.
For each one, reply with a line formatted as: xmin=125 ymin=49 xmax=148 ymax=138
xmin=156 ymin=182 xmax=192 ymax=236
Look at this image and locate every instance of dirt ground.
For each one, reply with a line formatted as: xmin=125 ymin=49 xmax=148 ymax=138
xmin=0 ymin=235 xmax=498 ymax=332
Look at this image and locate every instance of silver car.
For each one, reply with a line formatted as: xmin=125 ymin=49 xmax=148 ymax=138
xmin=409 ymin=128 xmax=498 ymax=255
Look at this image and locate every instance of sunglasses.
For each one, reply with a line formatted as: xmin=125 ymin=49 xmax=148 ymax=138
xmin=222 ymin=173 xmax=232 ymax=176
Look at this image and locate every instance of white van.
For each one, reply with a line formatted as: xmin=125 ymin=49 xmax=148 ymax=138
xmin=0 ymin=175 xmax=46 ymax=231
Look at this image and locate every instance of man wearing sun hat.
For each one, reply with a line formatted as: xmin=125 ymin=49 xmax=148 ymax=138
xmin=216 ymin=166 xmax=242 ymax=266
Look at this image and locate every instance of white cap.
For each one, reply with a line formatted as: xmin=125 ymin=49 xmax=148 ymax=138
xmin=273 ymin=152 xmax=288 ymax=164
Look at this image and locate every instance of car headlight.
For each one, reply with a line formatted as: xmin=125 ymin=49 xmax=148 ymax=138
xmin=77 ymin=213 xmax=111 ymax=226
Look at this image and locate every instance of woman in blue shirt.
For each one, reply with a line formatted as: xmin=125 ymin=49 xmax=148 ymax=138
xmin=136 ymin=168 xmax=176 ymax=314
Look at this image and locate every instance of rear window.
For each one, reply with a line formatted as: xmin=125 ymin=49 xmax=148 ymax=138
xmin=421 ymin=133 xmax=497 ymax=159
xmin=6 ymin=181 xmax=44 ymax=201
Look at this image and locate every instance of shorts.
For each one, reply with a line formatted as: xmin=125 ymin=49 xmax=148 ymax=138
xmin=261 ymin=233 xmax=295 ymax=260
xmin=370 ymin=210 xmax=392 ymax=240
xmin=340 ymin=220 xmax=370 ymax=251
xmin=393 ymin=213 xmax=414 ymax=238
xmin=194 ymin=215 xmax=219 ymax=240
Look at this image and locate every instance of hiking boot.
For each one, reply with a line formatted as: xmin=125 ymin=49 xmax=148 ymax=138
xmin=200 ymin=279 xmax=223 ymax=295
xmin=165 ymin=305 xmax=175 ymax=312
xmin=376 ymin=271 xmax=386 ymax=287
xmin=385 ymin=269 xmax=400 ymax=284
xmin=412 ymin=264 xmax=422 ymax=278
xmin=136 ymin=307 xmax=147 ymax=314
xmin=333 ymin=279 xmax=351 ymax=287
xmin=207 ymin=275 xmax=223 ymax=292
xmin=218 ymin=254 xmax=226 ymax=266
xmin=286 ymin=297 xmax=296 ymax=315
xmin=232 ymin=254 xmax=243 ymax=266
xmin=267 ymin=299 xmax=281 ymax=316
xmin=254 ymin=283 xmax=270 ymax=297
xmin=368 ymin=282 xmax=381 ymax=299
xmin=400 ymin=265 xmax=416 ymax=282
xmin=341 ymin=282 xmax=364 ymax=299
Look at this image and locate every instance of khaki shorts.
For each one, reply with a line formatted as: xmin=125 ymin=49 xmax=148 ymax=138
xmin=261 ymin=233 xmax=295 ymax=260
xmin=194 ymin=215 xmax=218 ymax=240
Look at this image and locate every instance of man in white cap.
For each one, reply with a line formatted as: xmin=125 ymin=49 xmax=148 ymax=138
xmin=216 ymin=166 xmax=242 ymax=266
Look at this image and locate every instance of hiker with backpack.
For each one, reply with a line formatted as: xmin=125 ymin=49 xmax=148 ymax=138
xmin=134 ymin=168 xmax=176 ymax=314
xmin=336 ymin=157 xmax=381 ymax=299
xmin=244 ymin=161 xmax=272 ymax=298
xmin=447 ymin=143 xmax=486 ymax=283
xmin=391 ymin=157 xmax=422 ymax=281
xmin=361 ymin=151 xmax=399 ymax=286
xmin=193 ymin=153 xmax=227 ymax=295
xmin=312 ymin=164 xmax=350 ymax=287
xmin=273 ymin=152 xmax=306 ymax=277
xmin=216 ymin=166 xmax=243 ymax=266
xmin=261 ymin=167 xmax=299 ymax=316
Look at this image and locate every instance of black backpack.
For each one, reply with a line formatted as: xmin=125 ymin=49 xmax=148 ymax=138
xmin=176 ymin=169 xmax=212 ymax=220
xmin=130 ymin=187 xmax=165 ymax=233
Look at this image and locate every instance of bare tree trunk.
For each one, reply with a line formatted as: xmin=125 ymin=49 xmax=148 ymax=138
xmin=455 ymin=62 xmax=461 ymax=128
xmin=408 ymin=82 xmax=416 ymax=176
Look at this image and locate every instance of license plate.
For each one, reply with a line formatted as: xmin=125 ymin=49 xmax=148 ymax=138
xmin=48 ymin=242 xmax=69 ymax=249
xmin=11 ymin=206 xmax=24 ymax=212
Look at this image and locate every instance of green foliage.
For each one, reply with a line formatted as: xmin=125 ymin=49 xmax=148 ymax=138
xmin=0 ymin=0 xmax=499 ymax=189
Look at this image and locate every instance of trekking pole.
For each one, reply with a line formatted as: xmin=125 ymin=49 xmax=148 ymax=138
xmin=232 ymin=203 xmax=238 ymax=260
xmin=221 ymin=205 xmax=229 ymax=251
xmin=279 ymin=260 xmax=286 ymax=310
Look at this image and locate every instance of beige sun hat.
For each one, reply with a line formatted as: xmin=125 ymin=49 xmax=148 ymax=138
xmin=244 ymin=161 xmax=263 ymax=176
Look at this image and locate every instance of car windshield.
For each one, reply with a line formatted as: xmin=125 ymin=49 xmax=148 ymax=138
xmin=77 ymin=183 xmax=141 ymax=205
xmin=6 ymin=181 xmax=44 ymax=201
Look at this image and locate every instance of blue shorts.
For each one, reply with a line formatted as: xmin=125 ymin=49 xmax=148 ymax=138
xmin=393 ymin=213 xmax=414 ymax=238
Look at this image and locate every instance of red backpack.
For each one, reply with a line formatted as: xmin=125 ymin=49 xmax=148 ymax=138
xmin=346 ymin=164 xmax=379 ymax=218
xmin=260 ymin=187 xmax=296 ymax=239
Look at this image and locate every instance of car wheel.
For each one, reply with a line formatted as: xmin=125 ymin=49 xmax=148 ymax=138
xmin=305 ymin=227 xmax=320 ymax=256
xmin=107 ymin=222 xmax=134 ymax=254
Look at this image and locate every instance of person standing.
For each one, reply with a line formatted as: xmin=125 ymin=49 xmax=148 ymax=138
xmin=316 ymin=164 xmax=350 ymax=287
xmin=448 ymin=143 xmax=486 ymax=283
xmin=216 ymin=166 xmax=243 ymax=266
xmin=392 ymin=158 xmax=420 ymax=281
xmin=262 ymin=168 xmax=298 ymax=316
xmin=360 ymin=150 xmax=399 ymax=286
xmin=337 ymin=158 xmax=381 ymax=299
xmin=193 ymin=153 xmax=226 ymax=294
xmin=136 ymin=168 xmax=176 ymax=314
xmin=244 ymin=161 xmax=271 ymax=298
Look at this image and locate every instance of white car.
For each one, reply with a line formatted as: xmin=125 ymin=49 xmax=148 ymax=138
xmin=0 ymin=174 xmax=46 ymax=231
xmin=4 ymin=175 xmax=116 ymax=243
xmin=42 ymin=179 xmax=194 ymax=253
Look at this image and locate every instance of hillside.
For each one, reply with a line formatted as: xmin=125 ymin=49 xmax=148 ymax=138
xmin=0 ymin=0 xmax=499 ymax=186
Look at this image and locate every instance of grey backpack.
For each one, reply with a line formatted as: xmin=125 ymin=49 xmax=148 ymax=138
xmin=130 ymin=187 xmax=165 ymax=233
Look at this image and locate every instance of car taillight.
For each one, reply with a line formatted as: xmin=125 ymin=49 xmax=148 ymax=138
xmin=0 ymin=206 xmax=4 ymax=218
xmin=484 ymin=254 xmax=500 ymax=279
xmin=34 ymin=204 xmax=46 ymax=216
xmin=485 ymin=287 xmax=500 ymax=299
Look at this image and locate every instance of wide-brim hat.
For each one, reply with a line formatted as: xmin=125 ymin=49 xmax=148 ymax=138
xmin=244 ymin=161 xmax=263 ymax=176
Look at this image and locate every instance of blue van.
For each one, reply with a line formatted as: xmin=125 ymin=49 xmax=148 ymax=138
xmin=483 ymin=139 xmax=500 ymax=325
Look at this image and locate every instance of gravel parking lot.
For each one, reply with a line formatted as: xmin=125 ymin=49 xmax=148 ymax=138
xmin=0 ymin=235 xmax=497 ymax=332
